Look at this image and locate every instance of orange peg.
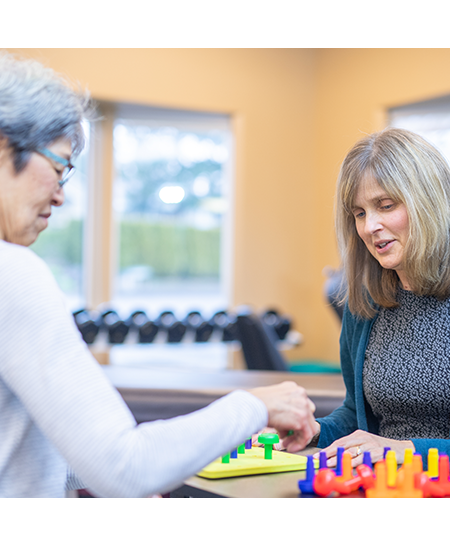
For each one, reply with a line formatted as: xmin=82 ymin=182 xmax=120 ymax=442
xmin=396 ymin=463 xmax=422 ymax=498
xmin=336 ymin=451 xmax=353 ymax=482
xmin=366 ymin=461 xmax=397 ymax=498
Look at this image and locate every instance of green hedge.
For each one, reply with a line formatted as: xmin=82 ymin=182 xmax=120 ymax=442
xmin=31 ymin=219 xmax=221 ymax=278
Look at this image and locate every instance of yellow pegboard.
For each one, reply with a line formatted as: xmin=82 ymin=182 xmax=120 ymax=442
xmin=197 ymin=447 xmax=316 ymax=479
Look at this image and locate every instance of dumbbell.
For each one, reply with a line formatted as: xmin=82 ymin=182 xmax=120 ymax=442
xmin=129 ymin=311 xmax=159 ymax=343
xmin=261 ymin=309 xmax=291 ymax=340
xmin=101 ymin=310 xmax=130 ymax=344
xmin=73 ymin=309 xmax=101 ymax=344
xmin=210 ymin=311 xmax=238 ymax=342
xmin=157 ymin=311 xmax=186 ymax=343
xmin=185 ymin=311 xmax=214 ymax=342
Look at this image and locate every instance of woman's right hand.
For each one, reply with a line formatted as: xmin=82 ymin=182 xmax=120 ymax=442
xmin=248 ymin=381 xmax=317 ymax=452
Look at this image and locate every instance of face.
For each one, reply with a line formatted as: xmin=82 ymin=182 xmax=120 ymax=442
xmin=352 ymin=176 xmax=411 ymax=290
xmin=0 ymin=138 xmax=71 ymax=246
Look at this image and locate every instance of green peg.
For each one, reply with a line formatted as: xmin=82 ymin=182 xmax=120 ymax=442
xmin=258 ymin=433 xmax=280 ymax=460
xmin=238 ymin=443 xmax=246 ymax=454
xmin=222 ymin=452 xmax=230 ymax=463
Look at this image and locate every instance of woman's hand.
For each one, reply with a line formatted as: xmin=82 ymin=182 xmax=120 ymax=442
xmin=248 ymin=381 xmax=317 ymax=452
xmin=251 ymin=428 xmax=286 ymax=450
xmin=312 ymin=429 xmax=415 ymax=467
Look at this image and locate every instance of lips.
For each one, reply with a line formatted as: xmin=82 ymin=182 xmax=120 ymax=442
xmin=374 ymin=239 xmax=394 ymax=252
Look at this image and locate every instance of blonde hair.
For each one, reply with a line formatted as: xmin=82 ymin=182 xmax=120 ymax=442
xmin=336 ymin=127 xmax=450 ymax=319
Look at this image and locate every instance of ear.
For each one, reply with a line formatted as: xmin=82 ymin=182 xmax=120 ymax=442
xmin=0 ymin=136 xmax=11 ymax=166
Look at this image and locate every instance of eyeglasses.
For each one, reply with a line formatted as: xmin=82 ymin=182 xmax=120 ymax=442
xmin=36 ymin=147 xmax=76 ymax=187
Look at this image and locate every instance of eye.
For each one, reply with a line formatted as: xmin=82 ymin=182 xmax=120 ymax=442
xmin=353 ymin=210 xmax=365 ymax=219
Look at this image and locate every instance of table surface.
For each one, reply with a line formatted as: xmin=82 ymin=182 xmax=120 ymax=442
xmin=171 ymin=447 xmax=362 ymax=498
xmin=104 ymin=365 xmax=346 ymax=398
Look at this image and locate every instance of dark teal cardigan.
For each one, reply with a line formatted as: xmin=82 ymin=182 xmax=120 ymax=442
xmin=316 ymin=303 xmax=450 ymax=469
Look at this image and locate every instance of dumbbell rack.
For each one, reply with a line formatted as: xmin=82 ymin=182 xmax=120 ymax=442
xmin=73 ymin=307 xmax=302 ymax=356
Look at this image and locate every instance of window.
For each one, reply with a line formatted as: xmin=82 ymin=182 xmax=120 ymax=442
xmin=111 ymin=105 xmax=233 ymax=321
xmin=389 ymin=95 xmax=450 ymax=161
xmin=30 ymin=121 xmax=90 ymax=312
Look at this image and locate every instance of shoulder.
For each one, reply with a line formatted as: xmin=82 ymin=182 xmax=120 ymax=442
xmin=0 ymin=241 xmax=62 ymax=310
xmin=0 ymin=241 xmax=55 ymax=281
xmin=341 ymin=302 xmax=378 ymax=349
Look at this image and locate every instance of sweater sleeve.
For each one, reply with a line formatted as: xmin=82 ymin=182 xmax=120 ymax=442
xmin=315 ymin=305 xmax=359 ymax=447
xmin=0 ymin=245 xmax=268 ymax=497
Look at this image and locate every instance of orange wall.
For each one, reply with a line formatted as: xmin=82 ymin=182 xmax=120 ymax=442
xmin=8 ymin=48 xmax=450 ymax=365
xmin=7 ymin=48 xmax=323 ymax=363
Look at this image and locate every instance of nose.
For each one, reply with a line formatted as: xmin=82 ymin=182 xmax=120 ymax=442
xmin=364 ymin=211 xmax=383 ymax=234
xmin=51 ymin=186 xmax=65 ymax=207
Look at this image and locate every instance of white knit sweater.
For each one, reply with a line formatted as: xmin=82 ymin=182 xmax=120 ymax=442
xmin=0 ymin=241 xmax=268 ymax=497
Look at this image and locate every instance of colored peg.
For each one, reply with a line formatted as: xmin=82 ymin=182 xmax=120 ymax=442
xmin=432 ymin=454 xmax=450 ymax=495
xmin=336 ymin=464 xmax=375 ymax=495
xmin=298 ymin=455 xmax=316 ymax=494
xmin=313 ymin=463 xmax=374 ymax=497
xmin=245 ymin=438 xmax=252 ymax=450
xmin=336 ymin=451 xmax=352 ymax=482
xmin=363 ymin=451 xmax=372 ymax=468
xmin=412 ymin=453 xmax=423 ymax=475
xmin=238 ymin=443 xmax=246 ymax=454
xmin=383 ymin=447 xmax=391 ymax=459
xmin=319 ymin=451 xmax=328 ymax=470
xmin=427 ymin=448 xmax=439 ymax=478
xmin=230 ymin=448 xmax=238 ymax=459
xmin=221 ymin=453 xmax=230 ymax=464
xmin=258 ymin=433 xmax=279 ymax=460
xmin=385 ymin=450 xmax=397 ymax=487
xmin=335 ymin=447 xmax=345 ymax=476
xmin=403 ymin=448 xmax=413 ymax=465
xmin=415 ymin=472 xmax=446 ymax=498
xmin=366 ymin=461 xmax=396 ymax=498
xmin=313 ymin=468 xmax=337 ymax=497
xmin=396 ymin=462 xmax=422 ymax=498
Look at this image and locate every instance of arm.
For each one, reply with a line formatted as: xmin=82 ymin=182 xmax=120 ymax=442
xmin=0 ymin=246 xmax=315 ymax=497
xmin=314 ymin=305 xmax=360 ymax=447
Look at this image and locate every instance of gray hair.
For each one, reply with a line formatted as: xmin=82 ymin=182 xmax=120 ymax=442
xmin=0 ymin=51 xmax=93 ymax=171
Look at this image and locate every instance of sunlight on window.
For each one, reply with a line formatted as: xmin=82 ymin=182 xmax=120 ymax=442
xmin=112 ymin=116 xmax=232 ymax=320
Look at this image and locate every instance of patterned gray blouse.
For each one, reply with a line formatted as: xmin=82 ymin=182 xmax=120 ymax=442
xmin=363 ymin=288 xmax=450 ymax=440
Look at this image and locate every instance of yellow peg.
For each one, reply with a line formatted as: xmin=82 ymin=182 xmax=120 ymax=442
xmin=427 ymin=448 xmax=439 ymax=478
xmin=403 ymin=448 xmax=413 ymax=465
xmin=385 ymin=450 xmax=397 ymax=487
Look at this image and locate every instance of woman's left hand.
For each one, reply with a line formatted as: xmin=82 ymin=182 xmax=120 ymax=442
xmin=312 ymin=429 xmax=415 ymax=467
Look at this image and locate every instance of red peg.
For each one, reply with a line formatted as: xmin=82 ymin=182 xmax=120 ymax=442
xmin=415 ymin=472 xmax=445 ymax=498
xmin=434 ymin=455 xmax=450 ymax=495
xmin=313 ymin=468 xmax=337 ymax=497
xmin=335 ymin=464 xmax=375 ymax=494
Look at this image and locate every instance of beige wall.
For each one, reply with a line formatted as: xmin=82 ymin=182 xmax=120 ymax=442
xmin=8 ymin=48 xmax=450 ymax=364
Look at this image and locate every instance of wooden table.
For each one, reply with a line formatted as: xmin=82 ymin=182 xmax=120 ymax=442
xmin=103 ymin=365 xmax=346 ymax=422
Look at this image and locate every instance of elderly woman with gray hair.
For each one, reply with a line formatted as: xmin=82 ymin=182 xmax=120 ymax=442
xmin=0 ymin=52 xmax=317 ymax=497
xmin=303 ymin=127 xmax=450 ymax=470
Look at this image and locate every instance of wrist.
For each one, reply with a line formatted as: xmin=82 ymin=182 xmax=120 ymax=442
xmin=308 ymin=422 xmax=321 ymax=447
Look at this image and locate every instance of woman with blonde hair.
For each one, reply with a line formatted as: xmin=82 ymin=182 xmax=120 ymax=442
xmin=297 ymin=127 xmax=450 ymax=469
